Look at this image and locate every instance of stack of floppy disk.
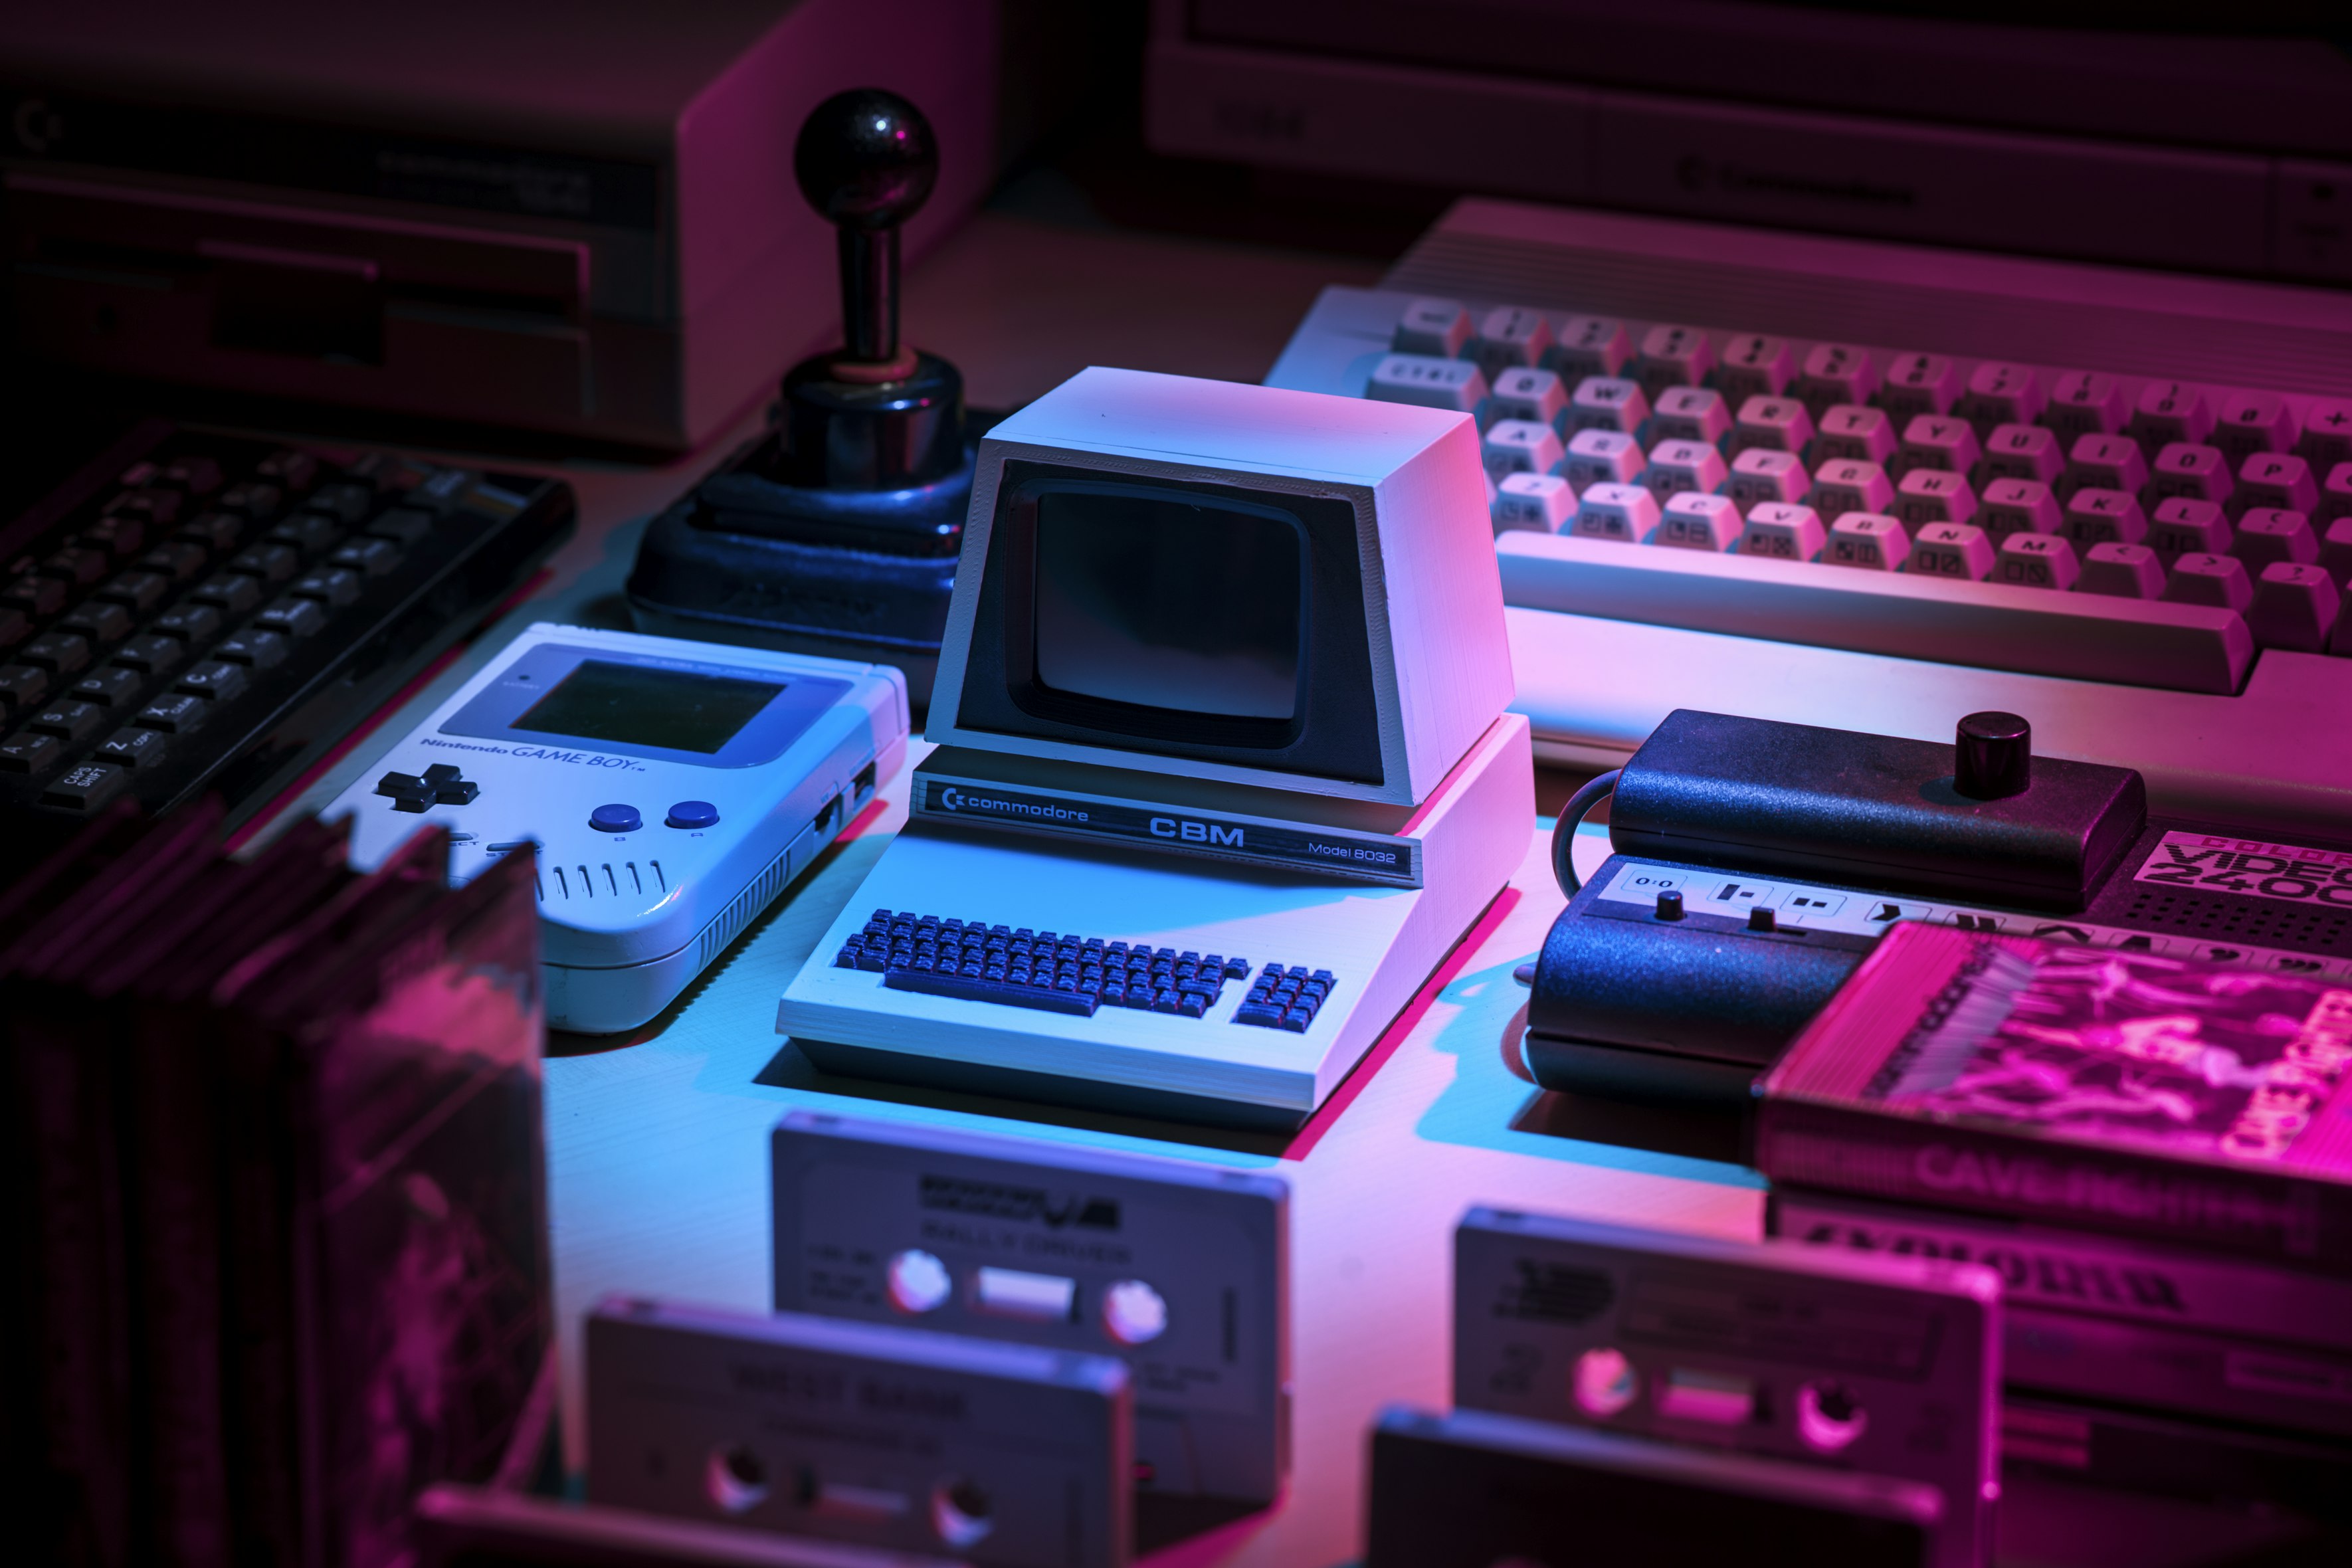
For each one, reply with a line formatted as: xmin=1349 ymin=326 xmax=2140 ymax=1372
xmin=1361 ymin=1209 xmax=2003 ymax=1568
xmin=0 ymin=804 xmax=553 ymax=1568
xmin=1760 ymin=920 xmax=2352 ymax=1525
xmin=417 ymin=1114 xmax=1292 ymax=1568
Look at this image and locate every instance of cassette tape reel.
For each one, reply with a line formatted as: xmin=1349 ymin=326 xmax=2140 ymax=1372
xmin=1454 ymin=1209 xmax=2002 ymax=1568
xmin=771 ymin=1112 xmax=1289 ymax=1504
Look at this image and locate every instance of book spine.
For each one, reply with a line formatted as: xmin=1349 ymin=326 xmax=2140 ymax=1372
xmin=11 ymin=1002 xmax=133 ymax=1567
xmin=1769 ymin=1187 xmax=2352 ymax=1351
xmin=1756 ymin=1098 xmax=2352 ymax=1276
xmin=126 ymin=1004 xmax=230 ymax=1567
xmin=2003 ymin=1304 xmax=2352 ymax=1442
xmin=218 ymin=1023 xmax=301 ymax=1568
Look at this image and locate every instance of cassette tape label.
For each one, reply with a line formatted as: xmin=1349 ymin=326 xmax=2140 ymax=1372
xmin=774 ymin=1114 xmax=1290 ymax=1502
xmin=1454 ymin=1209 xmax=1999 ymax=1568
xmin=2134 ymin=831 xmax=2352 ymax=907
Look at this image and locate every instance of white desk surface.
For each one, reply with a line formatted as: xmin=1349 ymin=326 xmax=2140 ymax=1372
xmin=263 ymin=210 xmax=2313 ymax=1568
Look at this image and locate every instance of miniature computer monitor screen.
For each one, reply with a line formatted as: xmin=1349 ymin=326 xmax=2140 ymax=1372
xmin=1032 ymin=486 xmax=1302 ymax=721
xmin=953 ymin=461 xmax=1385 ymax=785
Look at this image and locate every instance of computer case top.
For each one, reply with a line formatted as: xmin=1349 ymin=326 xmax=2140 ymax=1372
xmin=1 ymin=0 xmax=999 ymax=450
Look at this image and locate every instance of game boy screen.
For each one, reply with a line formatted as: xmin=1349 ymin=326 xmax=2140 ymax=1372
xmin=511 ymin=660 xmax=784 ymax=753
xmin=1032 ymin=488 xmax=1305 ymax=721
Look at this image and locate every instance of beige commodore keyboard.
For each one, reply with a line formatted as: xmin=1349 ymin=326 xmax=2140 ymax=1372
xmin=1266 ymin=198 xmax=2352 ymax=831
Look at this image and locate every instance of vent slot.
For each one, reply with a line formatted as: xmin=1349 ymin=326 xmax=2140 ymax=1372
xmin=2122 ymin=888 xmax=2350 ymax=952
xmin=551 ymin=866 xmax=569 ymax=900
xmin=694 ymin=843 xmax=799 ymax=971
xmin=627 ymin=862 xmax=643 ymax=895
xmin=650 ymin=860 xmax=666 ymax=891
xmin=577 ymin=864 xmax=594 ymax=897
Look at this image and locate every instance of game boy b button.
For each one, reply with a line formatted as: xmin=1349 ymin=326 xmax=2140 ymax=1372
xmin=666 ymin=800 xmax=719 ymax=829
xmin=591 ymin=803 xmax=642 ymax=833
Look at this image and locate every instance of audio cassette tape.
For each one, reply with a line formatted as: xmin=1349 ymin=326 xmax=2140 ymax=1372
xmin=1454 ymin=1209 xmax=2002 ymax=1568
xmin=586 ymin=1298 xmax=1130 ymax=1568
xmin=1363 ymin=1406 xmax=1940 ymax=1568
xmin=771 ymin=1112 xmax=1289 ymax=1504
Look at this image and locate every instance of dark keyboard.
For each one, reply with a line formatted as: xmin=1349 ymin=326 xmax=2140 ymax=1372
xmin=0 ymin=419 xmax=573 ymax=852
xmin=831 ymin=909 xmax=1337 ymax=1030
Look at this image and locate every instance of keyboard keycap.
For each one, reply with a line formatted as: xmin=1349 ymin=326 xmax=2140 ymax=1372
xmin=1635 ymin=324 xmax=1713 ymax=397
xmin=1493 ymin=473 xmax=1577 ymax=534
xmin=1739 ymin=502 xmax=1825 ymax=561
xmin=151 ymin=603 xmax=225 ymax=643
xmin=255 ymin=596 xmax=330 ymax=638
xmin=1894 ymin=469 xmax=1975 ymax=530
xmin=139 ymin=542 xmax=209 ymax=583
xmin=189 ymin=572 xmax=265 ymax=614
xmin=1722 ymin=448 xmax=1807 ymax=515
xmin=1489 ymin=367 xmax=1569 ymax=430
xmin=2297 ymin=401 xmax=2352 ymax=472
xmin=1567 ymin=376 xmax=1648 ymax=437
xmin=2165 ymin=552 xmax=2254 ymax=612
xmin=0 ymin=731 xmax=61 ymax=774
xmin=1980 ymin=424 xmax=2063 ymax=486
xmin=2322 ymin=518 xmax=2352 ymax=581
xmin=96 ymin=571 xmax=170 ymax=613
xmin=43 ymin=546 xmax=108 ymax=586
xmin=1730 ymin=395 xmax=1814 ymax=457
xmin=2247 ymin=563 xmax=2341 ymax=650
xmin=1650 ymin=386 xmax=1730 ymax=447
xmin=1810 ymin=459 xmax=1895 ymax=520
xmin=1714 ymin=334 xmax=1793 ymax=402
xmin=2319 ymin=462 xmax=2352 ymax=526
xmin=1495 ymin=531 xmax=2252 ymax=693
xmin=1998 ymin=532 xmax=2082 ymax=591
xmin=19 ymin=633 xmax=90 ymax=675
xmin=112 ymin=634 xmax=184 ymax=676
xmin=1795 ymin=343 xmax=1878 ymax=416
xmin=231 ymin=542 xmax=300 ymax=582
xmin=56 ymin=601 xmax=133 ymax=645
xmin=1878 ymin=352 xmax=1960 ymax=422
xmin=177 ymin=513 xmax=245 ymax=551
xmin=1825 ymin=513 xmax=1909 ymax=570
xmin=2211 ymin=391 xmax=2297 ymax=468
xmin=1640 ymin=440 xmax=1726 ymax=506
xmin=1546 ymin=315 xmax=1634 ymax=379
xmin=2045 ymin=370 xmax=2128 ymax=442
xmin=0 ymin=664 xmax=51 ymax=712
xmin=2232 ymin=509 xmax=2319 ymax=571
xmin=1392 ymin=297 xmax=1472 ymax=357
xmin=41 ymin=762 xmax=128 ymax=813
xmin=2149 ymin=498 xmax=2232 ymax=558
xmin=1367 ymin=353 xmax=1488 ymax=415
xmin=365 ymin=508 xmax=435 ymax=545
xmin=328 ymin=536 xmax=405 ymax=578
xmin=134 ymin=692 xmax=213 ymax=734
xmin=1658 ymin=493 xmax=1742 ymax=551
xmin=1559 ymin=429 xmax=1644 ymax=494
xmin=1469 ymin=306 xmax=1553 ymax=382
xmin=1482 ymin=421 xmax=1563 ymax=480
xmin=1954 ymin=361 xmax=2044 ymax=433
xmin=2129 ymin=381 xmax=2214 ymax=448
xmin=1897 ymin=414 xmax=1979 ymax=478
xmin=1811 ymin=403 xmax=1897 ymax=466
xmin=175 ymin=660 xmax=249 ymax=704
xmin=4 ymin=575 xmax=67 ymax=617
xmin=69 ymin=666 xmax=144 ymax=708
xmin=2080 ymin=542 xmax=2165 ymax=599
xmin=29 ymin=700 xmax=106 ymax=743
xmin=1910 ymin=523 xmax=1995 ymax=581
xmin=94 ymin=727 xmax=169 ymax=769
xmin=2147 ymin=444 xmax=2232 ymax=510
xmin=2060 ymin=488 xmax=2147 ymax=547
xmin=1571 ymin=484 xmax=1661 ymax=543
xmin=2236 ymin=452 xmax=2318 ymax=516
xmin=2064 ymin=433 xmax=2147 ymax=499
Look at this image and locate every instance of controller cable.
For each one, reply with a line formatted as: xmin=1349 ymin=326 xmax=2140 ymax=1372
xmin=1516 ymin=768 xmax=1620 ymax=988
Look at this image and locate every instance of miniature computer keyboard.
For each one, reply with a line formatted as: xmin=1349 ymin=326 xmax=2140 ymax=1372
xmin=833 ymin=908 xmax=1335 ymax=1031
xmin=1264 ymin=199 xmax=2352 ymax=829
xmin=0 ymin=420 xmax=573 ymax=850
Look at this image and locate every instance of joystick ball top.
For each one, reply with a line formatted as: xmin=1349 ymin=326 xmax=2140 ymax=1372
xmin=794 ymin=88 xmax=938 ymax=233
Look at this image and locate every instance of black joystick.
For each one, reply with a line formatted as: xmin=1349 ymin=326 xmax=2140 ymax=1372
xmin=623 ymin=88 xmax=978 ymax=710
xmin=775 ymin=88 xmax=966 ymax=493
xmin=1955 ymin=710 xmax=2032 ymax=800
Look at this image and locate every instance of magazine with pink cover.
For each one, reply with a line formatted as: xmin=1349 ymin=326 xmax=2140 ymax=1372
xmin=1759 ymin=922 xmax=2352 ymax=1270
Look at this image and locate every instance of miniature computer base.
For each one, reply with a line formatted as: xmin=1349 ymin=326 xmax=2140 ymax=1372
xmin=778 ymin=714 xmax=1531 ymax=1129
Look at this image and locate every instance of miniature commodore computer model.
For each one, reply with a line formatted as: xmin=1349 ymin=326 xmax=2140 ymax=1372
xmin=776 ymin=366 xmax=1531 ymax=1129
xmin=326 ymin=625 xmax=906 ymax=1034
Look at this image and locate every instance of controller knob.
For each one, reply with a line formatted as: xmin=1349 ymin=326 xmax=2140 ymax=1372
xmin=794 ymin=87 xmax=938 ymax=371
xmin=1955 ymin=711 xmax=2032 ymax=799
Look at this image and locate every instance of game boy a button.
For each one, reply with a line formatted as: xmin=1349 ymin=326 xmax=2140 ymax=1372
xmin=591 ymin=803 xmax=642 ymax=833
xmin=666 ymin=800 xmax=718 ymax=829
